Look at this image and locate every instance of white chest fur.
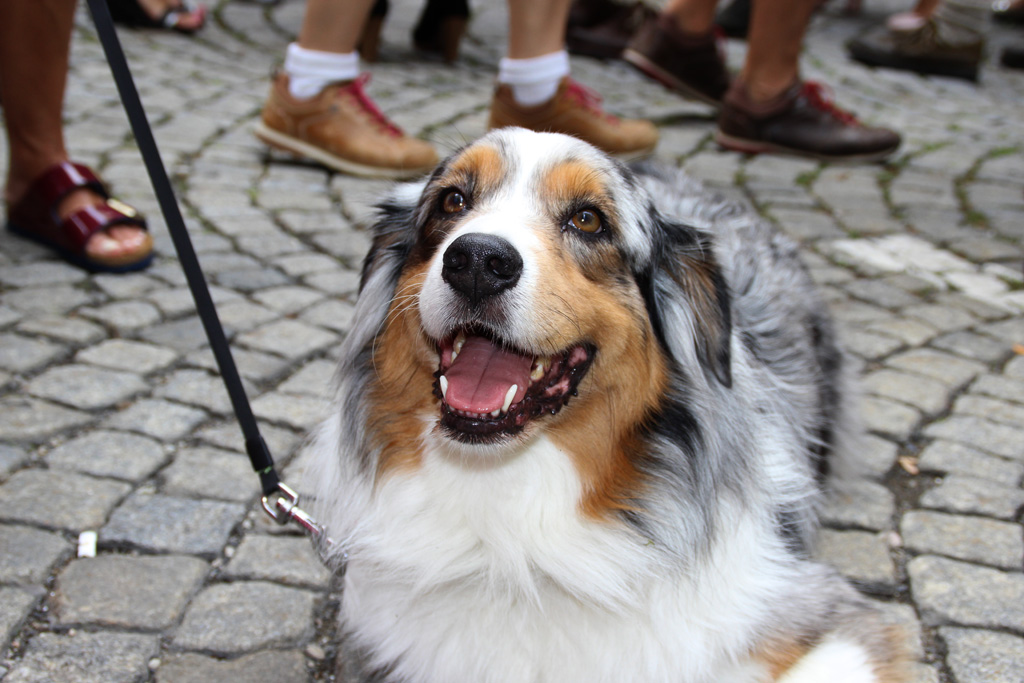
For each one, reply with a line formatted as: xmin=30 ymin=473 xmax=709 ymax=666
xmin=336 ymin=435 xmax=800 ymax=683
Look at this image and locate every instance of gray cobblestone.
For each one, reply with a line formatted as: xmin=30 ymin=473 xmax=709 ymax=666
xmin=3 ymin=631 xmax=159 ymax=683
xmin=0 ymin=444 xmax=28 ymax=478
xmin=909 ymin=555 xmax=1024 ymax=631
xmin=156 ymin=649 xmax=309 ymax=683
xmin=924 ymin=416 xmax=1024 ymax=461
xmin=0 ymin=334 xmax=66 ymax=373
xmin=919 ymin=475 xmax=1024 ymax=520
xmin=821 ymin=479 xmax=896 ymax=531
xmin=54 ymin=555 xmax=208 ymax=629
xmin=916 ymin=440 xmax=1024 ymax=483
xmin=155 ymin=369 xmax=236 ymax=416
xmin=941 ymin=627 xmax=1024 ymax=683
xmin=101 ymin=492 xmax=245 ymax=555
xmin=901 ymin=511 xmax=1023 ymax=570
xmin=172 ymin=581 xmax=317 ymax=654
xmin=75 ymin=339 xmax=178 ymax=374
xmin=103 ymin=399 xmax=208 ymax=442
xmin=0 ymin=586 xmax=37 ymax=655
xmin=886 ymin=349 xmax=988 ymax=388
xmin=813 ymin=529 xmax=896 ymax=591
xmin=161 ymin=446 xmax=260 ymax=503
xmin=45 ymin=430 xmax=167 ymax=482
xmin=25 ymin=365 xmax=147 ymax=410
xmin=17 ymin=316 xmax=106 ymax=345
xmin=0 ymin=470 xmax=130 ymax=532
xmin=0 ymin=526 xmax=69 ymax=585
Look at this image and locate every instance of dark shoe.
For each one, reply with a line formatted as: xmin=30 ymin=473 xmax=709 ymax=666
xmin=566 ymin=0 xmax=656 ymax=59
xmin=6 ymin=162 xmax=153 ymax=273
xmin=412 ymin=0 xmax=470 ymax=63
xmin=1002 ymin=45 xmax=1024 ymax=68
xmin=488 ymin=77 xmax=658 ymax=159
xmin=847 ymin=22 xmax=982 ymax=81
xmin=714 ymin=0 xmax=749 ymax=39
xmin=715 ymin=80 xmax=901 ymax=162
xmin=623 ymin=14 xmax=730 ymax=107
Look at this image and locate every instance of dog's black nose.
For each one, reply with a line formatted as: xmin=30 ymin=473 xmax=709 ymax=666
xmin=442 ymin=233 xmax=523 ymax=305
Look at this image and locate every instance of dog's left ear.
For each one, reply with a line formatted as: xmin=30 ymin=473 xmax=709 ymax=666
xmin=641 ymin=218 xmax=732 ymax=388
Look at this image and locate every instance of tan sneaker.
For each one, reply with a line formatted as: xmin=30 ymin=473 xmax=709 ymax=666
xmin=254 ymin=72 xmax=439 ymax=179
xmin=487 ymin=77 xmax=658 ymax=159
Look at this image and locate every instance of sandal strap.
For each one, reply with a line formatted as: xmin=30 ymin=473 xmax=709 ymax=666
xmin=30 ymin=161 xmax=110 ymax=210
xmin=62 ymin=200 xmax=147 ymax=251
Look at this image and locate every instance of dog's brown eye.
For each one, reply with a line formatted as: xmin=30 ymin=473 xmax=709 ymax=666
xmin=442 ymin=190 xmax=467 ymax=214
xmin=570 ymin=210 xmax=602 ymax=234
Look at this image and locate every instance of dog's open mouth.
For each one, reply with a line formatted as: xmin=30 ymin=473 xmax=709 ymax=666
xmin=432 ymin=329 xmax=595 ymax=443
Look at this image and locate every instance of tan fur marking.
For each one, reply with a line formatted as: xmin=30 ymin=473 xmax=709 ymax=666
xmin=757 ymin=639 xmax=813 ymax=680
xmin=540 ymin=160 xmax=610 ymax=222
xmin=525 ymin=227 xmax=668 ymax=519
xmin=444 ymin=144 xmax=505 ymax=197
xmin=368 ymin=264 xmax=437 ymax=477
xmin=756 ymin=624 xmax=911 ymax=682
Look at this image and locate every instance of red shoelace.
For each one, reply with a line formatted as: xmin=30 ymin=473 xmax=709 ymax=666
xmin=343 ymin=74 xmax=404 ymax=138
xmin=801 ymin=81 xmax=860 ymax=126
xmin=564 ymin=79 xmax=619 ymax=122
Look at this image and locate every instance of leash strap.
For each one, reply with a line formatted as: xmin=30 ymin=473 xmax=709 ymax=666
xmin=85 ymin=0 xmax=328 ymax=544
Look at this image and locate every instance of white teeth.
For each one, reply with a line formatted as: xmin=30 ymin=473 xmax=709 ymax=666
xmin=490 ymin=408 xmax=501 ymax=417
xmin=439 ymin=375 xmax=449 ymax=399
xmin=530 ymin=357 xmax=549 ymax=381
xmin=502 ymin=384 xmax=518 ymax=413
xmin=450 ymin=333 xmax=466 ymax=363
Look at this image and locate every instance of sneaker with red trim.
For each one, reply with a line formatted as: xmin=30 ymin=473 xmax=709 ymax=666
xmin=715 ymin=79 xmax=901 ymax=162
xmin=487 ymin=77 xmax=658 ymax=159
xmin=254 ymin=72 xmax=439 ymax=179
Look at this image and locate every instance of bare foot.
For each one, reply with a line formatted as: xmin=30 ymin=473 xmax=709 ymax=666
xmin=58 ymin=188 xmax=151 ymax=262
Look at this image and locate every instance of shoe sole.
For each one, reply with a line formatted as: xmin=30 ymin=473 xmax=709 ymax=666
xmin=847 ymin=43 xmax=979 ymax=82
xmin=253 ymin=122 xmax=435 ymax=180
xmin=622 ymin=49 xmax=722 ymax=108
xmin=714 ymin=130 xmax=899 ymax=164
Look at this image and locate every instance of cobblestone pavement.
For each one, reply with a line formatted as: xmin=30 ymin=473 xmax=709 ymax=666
xmin=1 ymin=0 xmax=1022 ymax=681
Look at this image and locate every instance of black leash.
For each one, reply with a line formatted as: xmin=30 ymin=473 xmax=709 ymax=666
xmin=86 ymin=0 xmax=325 ymax=539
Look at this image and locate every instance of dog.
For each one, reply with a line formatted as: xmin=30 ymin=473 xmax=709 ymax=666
xmin=308 ymin=128 xmax=907 ymax=683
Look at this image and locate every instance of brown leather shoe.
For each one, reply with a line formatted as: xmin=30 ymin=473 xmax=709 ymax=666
xmin=487 ymin=77 xmax=658 ymax=159
xmin=715 ymin=79 xmax=901 ymax=163
xmin=623 ymin=14 xmax=730 ymax=107
xmin=847 ymin=22 xmax=982 ymax=82
xmin=254 ymin=72 xmax=439 ymax=179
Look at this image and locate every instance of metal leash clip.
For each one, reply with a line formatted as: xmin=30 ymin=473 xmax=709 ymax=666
xmin=262 ymin=482 xmax=327 ymax=540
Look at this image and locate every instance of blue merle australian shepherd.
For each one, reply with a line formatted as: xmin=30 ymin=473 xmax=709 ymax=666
xmin=307 ymin=128 xmax=908 ymax=683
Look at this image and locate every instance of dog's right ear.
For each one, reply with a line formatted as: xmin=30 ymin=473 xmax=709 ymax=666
xmin=640 ymin=216 xmax=733 ymax=389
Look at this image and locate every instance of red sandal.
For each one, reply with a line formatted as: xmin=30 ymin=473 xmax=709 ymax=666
xmin=5 ymin=161 xmax=154 ymax=273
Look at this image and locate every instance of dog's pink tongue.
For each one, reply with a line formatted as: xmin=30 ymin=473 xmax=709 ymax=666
xmin=443 ymin=336 xmax=531 ymax=413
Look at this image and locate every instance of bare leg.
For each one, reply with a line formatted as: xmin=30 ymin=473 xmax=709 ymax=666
xmin=0 ymin=0 xmax=147 ymax=260
xmin=506 ymin=0 xmax=572 ymax=58
xmin=661 ymin=0 xmax=719 ymax=34
xmin=740 ymin=0 xmax=818 ymax=102
xmin=297 ymin=0 xmax=378 ymax=53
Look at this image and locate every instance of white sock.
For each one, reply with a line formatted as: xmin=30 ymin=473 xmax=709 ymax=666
xmin=283 ymin=43 xmax=360 ymax=99
xmin=497 ymin=50 xmax=571 ymax=107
